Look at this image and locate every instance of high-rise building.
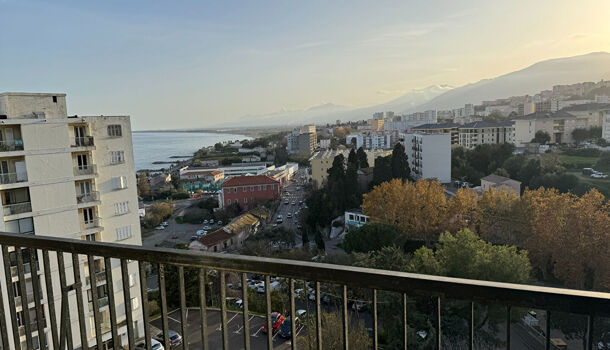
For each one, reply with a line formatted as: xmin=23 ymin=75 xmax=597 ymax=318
xmin=0 ymin=92 xmax=143 ymax=349
xmin=402 ymin=133 xmax=451 ymax=183
xmin=285 ymin=125 xmax=317 ymax=156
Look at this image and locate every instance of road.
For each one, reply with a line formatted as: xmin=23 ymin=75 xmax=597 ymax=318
xmin=271 ymin=169 xmax=309 ymax=242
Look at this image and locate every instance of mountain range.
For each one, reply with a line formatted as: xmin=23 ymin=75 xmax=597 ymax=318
xmin=235 ymin=51 xmax=610 ymax=126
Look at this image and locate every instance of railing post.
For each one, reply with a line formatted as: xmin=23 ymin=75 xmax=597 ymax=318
xmin=436 ymin=296 xmax=441 ymax=350
xmin=72 ymin=253 xmax=89 ymax=350
xmin=342 ymin=284 xmax=348 ymax=350
xmin=265 ymin=275 xmax=273 ymax=350
xmin=403 ymin=293 xmax=408 ymax=350
xmin=373 ymin=289 xmax=378 ymax=350
xmin=105 ymin=257 xmax=120 ymax=350
xmin=15 ymin=248 xmax=33 ymax=349
xmin=120 ymin=259 xmax=135 ymax=350
xmin=29 ymin=248 xmax=46 ymax=350
xmin=506 ymin=305 xmax=511 ymax=350
xmin=289 ymin=278 xmax=296 ymax=350
xmin=315 ymin=281 xmax=322 ymax=350
xmin=0 ymin=247 xmax=10 ymax=350
xmin=158 ymin=264 xmax=170 ymax=350
xmin=242 ymin=273 xmax=251 ymax=350
xmin=87 ymin=255 xmax=103 ymax=349
xmin=42 ymin=250 xmax=59 ymax=349
xmin=220 ymin=271 xmax=229 ymax=350
xmin=57 ymin=251 xmax=73 ymax=350
xmin=178 ymin=266 xmax=189 ymax=350
xmin=138 ymin=261 xmax=152 ymax=350
xmin=545 ymin=310 xmax=551 ymax=350
xmin=586 ymin=314 xmax=595 ymax=350
xmin=199 ymin=268 xmax=208 ymax=350
xmin=1 ymin=246 xmax=21 ymax=350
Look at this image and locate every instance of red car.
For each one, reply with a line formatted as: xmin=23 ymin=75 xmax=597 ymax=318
xmin=262 ymin=312 xmax=285 ymax=333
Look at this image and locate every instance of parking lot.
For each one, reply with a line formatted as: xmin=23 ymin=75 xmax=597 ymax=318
xmin=149 ymin=308 xmax=303 ymax=349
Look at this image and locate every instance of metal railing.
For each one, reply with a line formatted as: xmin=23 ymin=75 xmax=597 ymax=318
xmin=74 ymin=165 xmax=97 ymax=176
xmin=81 ymin=217 xmax=102 ymax=231
xmin=0 ymin=172 xmax=28 ymax=185
xmin=0 ymin=140 xmax=24 ymax=152
xmin=72 ymin=136 xmax=95 ymax=147
xmin=2 ymin=202 xmax=32 ymax=216
xmin=0 ymin=232 xmax=608 ymax=350
xmin=76 ymin=191 xmax=100 ymax=204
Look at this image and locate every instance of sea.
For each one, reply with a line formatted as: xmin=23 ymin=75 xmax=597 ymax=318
xmin=132 ymin=131 xmax=250 ymax=171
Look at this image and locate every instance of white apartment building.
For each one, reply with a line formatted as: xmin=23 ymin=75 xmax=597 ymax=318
xmin=513 ymin=110 xmax=597 ymax=147
xmin=0 ymin=92 xmax=143 ymax=349
xmin=346 ymin=133 xmax=393 ymax=150
xmin=602 ymin=110 xmax=610 ymax=142
xmin=402 ymin=133 xmax=451 ymax=183
xmin=383 ymin=110 xmax=437 ymax=132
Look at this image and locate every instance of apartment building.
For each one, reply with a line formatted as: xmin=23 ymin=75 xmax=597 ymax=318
xmin=368 ymin=119 xmax=384 ymax=131
xmin=402 ymin=133 xmax=451 ymax=183
xmin=413 ymin=123 xmax=460 ymax=144
xmin=602 ymin=110 xmax=610 ymax=142
xmin=286 ymin=125 xmax=317 ymax=156
xmin=457 ymin=121 xmax=515 ymax=149
xmin=220 ymin=175 xmax=280 ymax=211
xmin=310 ymin=149 xmax=391 ymax=189
xmin=0 ymin=92 xmax=143 ymax=349
xmin=513 ymin=110 xmax=594 ymax=146
xmin=345 ymin=132 xmax=394 ymax=150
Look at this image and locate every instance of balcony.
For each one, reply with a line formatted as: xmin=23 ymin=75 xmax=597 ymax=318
xmin=0 ymin=172 xmax=28 ymax=185
xmin=72 ymin=136 xmax=95 ymax=148
xmin=74 ymin=164 xmax=97 ymax=176
xmin=0 ymin=232 xmax=608 ymax=350
xmin=2 ymin=202 xmax=32 ymax=216
xmin=81 ymin=217 xmax=102 ymax=231
xmin=0 ymin=140 xmax=24 ymax=152
xmin=76 ymin=191 xmax=100 ymax=204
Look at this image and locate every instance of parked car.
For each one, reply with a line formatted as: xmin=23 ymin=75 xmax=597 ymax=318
xmin=209 ymin=219 xmax=214 ymax=224
xmin=284 ymin=200 xmax=289 ymax=205
xmin=203 ymin=219 xmax=208 ymax=224
xmin=190 ymin=236 xmax=198 ymax=241
xmin=161 ymin=221 xmax=169 ymax=226
xmin=136 ymin=339 xmax=164 ymax=350
xmin=291 ymin=201 xmax=296 ymax=205
xmin=217 ymin=220 xmax=222 ymax=225
xmin=262 ymin=312 xmax=285 ymax=333
xmin=203 ymin=225 xmax=211 ymax=230
xmin=287 ymin=213 xmax=292 ymax=218
xmin=155 ymin=226 xmax=165 ymax=230
xmin=155 ymin=330 xmax=183 ymax=347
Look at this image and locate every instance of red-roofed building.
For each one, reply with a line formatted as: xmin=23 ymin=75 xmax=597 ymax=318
xmin=221 ymin=175 xmax=280 ymax=210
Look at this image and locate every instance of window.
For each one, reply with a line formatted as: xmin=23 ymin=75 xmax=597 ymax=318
xmin=243 ymin=187 xmax=246 ymax=192
xmin=114 ymin=201 xmax=129 ymax=215
xmin=82 ymin=233 xmax=96 ymax=241
xmin=250 ymin=186 xmax=254 ymax=192
xmin=233 ymin=188 xmax=237 ymax=192
xmin=263 ymin=185 xmax=267 ymax=190
xmin=107 ymin=125 xmax=122 ymax=137
xmin=114 ymin=176 xmax=128 ymax=190
xmin=258 ymin=186 xmax=261 ymax=191
xmin=235 ymin=199 xmax=238 ymax=203
xmin=131 ymin=297 xmax=139 ymax=310
xmin=225 ymin=189 xmax=230 ymax=193
xmin=244 ymin=198 xmax=248 ymax=204
xmin=110 ymin=151 xmax=125 ymax=165
xmin=52 ymin=96 xmax=57 ymax=103
xmin=227 ymin=199 xmax=231 ymax=205
xmin=116 ymin=226 xmax=132 ymax=241
xmin=5 ymin=217 xmax=34 ymax=234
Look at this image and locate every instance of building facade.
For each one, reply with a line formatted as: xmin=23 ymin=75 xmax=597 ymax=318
xmin=286 ymin=125 xmax=317 ymax=156
xmin=402 ymin=133 xmax=451 ymax=183
xmin=345 ymin=132 xmax=393 ymax=150
xmin=457 ymin=121 xmax=515 ymax=149
xmin=220 ymin=175 xmax=280 ymax=210
xmin=413 ymin=123 xmax=460 ymax=144
xmin=0 ymin=92 xmax=143 ymax=349
xmin=603 ymin=110 xmax=610 ymax=142
xmin=309 ymin=149 xmax=391 ymax=189
xmin=513 ymin=111 xmax=594 ymax=147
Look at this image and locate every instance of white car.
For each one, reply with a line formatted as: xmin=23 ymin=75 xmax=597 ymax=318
xmin=161 ymin=221 xmax=169 ymax=226
xmin=136 ymin=339 xmax=164 ymax=350
xmin=155 ymin=226 xmax=165 ymax=230
xmin=196 ymin=230 xmax=207 ymax=236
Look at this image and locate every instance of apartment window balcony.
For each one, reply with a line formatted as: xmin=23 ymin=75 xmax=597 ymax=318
xmin=3 ymin=201 xmax=32 ymax=216
xmin=0 ymin=232 xmax=608 ymax=350
xmin=76 ymin=191 xmax=100 ymax=204
xmin=81 ymin=217 xmax=102 ymax=231
xmin=0 ymin=139 xmax=24 ymax=152
xmin=74 ymin=164 xmax=97 ymax=176
xmin=72 ymin=136 xmax=95 ymax=147
xmin=0 ymin=172 xmax=28 ymax=185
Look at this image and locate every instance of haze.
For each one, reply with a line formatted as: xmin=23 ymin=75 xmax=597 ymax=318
xmin=1 ymin=0 xmax=609 ymax=130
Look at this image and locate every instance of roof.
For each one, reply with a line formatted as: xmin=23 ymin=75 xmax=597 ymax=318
xmin=224 ymin=213 xmax=260 ymax=233
xmin=481 ymin=174 xmax=521 ymax=186
xmin=561 ymin=103 xmax=610 ymax=112
xmin=413 ymin=122 xmax=460 ymax=130
xmin=221 ymin=175 xmax=279 ymax=187
xmin=197 ymin=228 xmax=234 ymax=247
xmin=182 ymin=169 xmax=223 ymax=176
xmin=461 ymin=121 xmax=514 ymax=128
xmin=514 ymin=110 xmax=576 ymax=121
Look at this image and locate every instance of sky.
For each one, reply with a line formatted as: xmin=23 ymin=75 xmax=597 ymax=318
xmin=1 ymin=0 xmax=610 ymax=130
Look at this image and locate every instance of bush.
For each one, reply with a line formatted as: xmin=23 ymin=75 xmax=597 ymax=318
xmin=343 ymin=223 xmax=405 ymax=253
xmin=563 ymin=148 xmax=601 ymax=157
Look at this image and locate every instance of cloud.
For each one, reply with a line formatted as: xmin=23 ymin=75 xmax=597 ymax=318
xmin=377 ymin=89 xmax=408 ymax=95
xmin=362 ymin=22 xmax=446 ymax=47
xmin=293 ymin=41 xmax=330 ymax=50
xmin=569 ymin=33 xmax=589 ymax=40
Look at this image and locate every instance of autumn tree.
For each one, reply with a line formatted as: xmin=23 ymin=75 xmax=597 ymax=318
xmin=137 ymin=173 xmax=150 ymax=197
xmin=362 ymin=179 xmax=447 ymax=243
xmin=444 ymin=187 xmax=479 ymax=233
xmin=476 ymin=187 xmax=529 ymax=245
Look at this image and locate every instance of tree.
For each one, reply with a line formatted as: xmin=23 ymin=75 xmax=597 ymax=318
xmin=343 ymin=223 xmax=405 ymax=253
xmin=409 ymin=229 xmax=532 ymax=283
xmin=493 ymin=168 xmax=510 ymax=178
xmin=326 ymin=154 xmax=347 ymax=216
xmin=516 ymin=158 xmax=541 ymax=187
xmin=371 ymin=155 xmax=392 ymax=186
xmin=362 ymin=179 xmax=447 ymax=243
xmin=356 ymin=147 xmax=369 ymax=168
xmin=298 ymin=311 xmax=371 ymax=350
xmin=532 ymin=130 xmax=551 ymax=145
xmin=444 ymin=187 xmax=479 ymax=233
xmin=390 ymin=142 xmax=411 ymax=180
xmin=137 ymin=173 xmax=150 ymax=197
xmin=347 ymin=149 xmax=358 ymax=167
xmin=572 ymin=128 xmax=590 ymax=144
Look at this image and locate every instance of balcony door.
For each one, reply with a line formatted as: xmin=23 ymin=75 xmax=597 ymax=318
xmin=74 ymin=126 xmax=86 ymax=146
xmin=83 ymin=208 xmax=94 ymax=224
xmin=79 ymin=182 xmax=91 ymax=196
xmin=77 ymin=154 xmax=89 ymax=170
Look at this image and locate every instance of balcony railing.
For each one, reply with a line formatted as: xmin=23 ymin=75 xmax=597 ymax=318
xmin=0 ymin=172 xmax=28 ymax=185
xmin=0 ymin=140 xmax=24 ymax=152
xmin=0 ymin=232 xmax=608 ymax=350
xmin=76 ymin=191 xmax=99 ymax=204
xmin=74 ymin=164 xmax=97 ymax=176
xmin=81 ymin=217 xmax=102 ymax=231
xmin=72 ymin=136 xmax=95 ymax=147
xmin=2 ymin=202 xmax=32 ymax=216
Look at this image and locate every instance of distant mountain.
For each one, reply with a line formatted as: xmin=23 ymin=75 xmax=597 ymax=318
xmin=409 ymin=52 xmax=610 ymax=112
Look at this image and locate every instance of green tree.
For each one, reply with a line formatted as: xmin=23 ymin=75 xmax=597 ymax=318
xmin=372 ymin=155 xmax=392 ymax=186
xmin=517 ymin=158 xmax=541 ymax=187
xmin=572 ymin=128 xmax=590 ymax=144
xmin=532 ymin=130 xmax=551 ymax=144
xmin=326 ymin=154 xmax=347 ymax=216
xmin=356 ymin=147 xmax=369 ymax=168
xmin=390 ymin=142 xmax=411 ymax=180
xmin=298 ymin=311 xmax=371 ymax=350
xmin=343 ymin=223 xmax=405 ymax=253
xmin=137 ymin=173 xmax=150 ymax=197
